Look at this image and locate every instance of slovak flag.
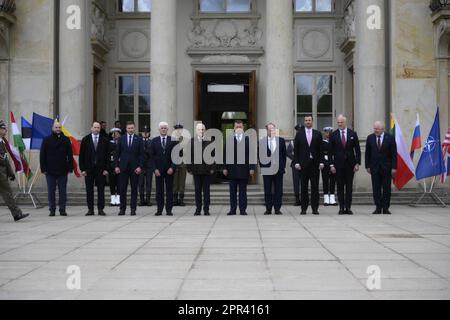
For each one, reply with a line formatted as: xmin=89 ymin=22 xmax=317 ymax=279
xmin=410 ymin=113 xmax=421 ymax=160
xmin=440 ymin=126 xmax=450 ymax=183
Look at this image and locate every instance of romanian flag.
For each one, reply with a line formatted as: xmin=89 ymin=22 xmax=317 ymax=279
xmin=410 ymin=113 xmax=421 ymax=161
xmin=61 ymin=125 xmax=81 ymax=178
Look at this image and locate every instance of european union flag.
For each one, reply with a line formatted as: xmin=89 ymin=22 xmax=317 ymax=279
xmin=416 ymin=108 xmax=446 ymax=180
xmin=30 ymin=113 xmax=54 ymax=150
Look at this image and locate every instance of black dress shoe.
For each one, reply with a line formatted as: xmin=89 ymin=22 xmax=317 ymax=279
xmin=312 ymin=211 xmax=320 ymax=215
xmin=264 ymin=211 xmax=272 ymax=215
xmin=131 ymin=210 xmax=136 ymax=216
xmin=338 ymin=210 xmax=346 ymax=215
xmin=166 ymin=212 xmax=173 ymax=216
xmin=383 ymin=209 xmax=392 ymax=215
xmin=118 ymin=210 xmax=126 ymax=216
xmin=346 ymin=210 xmax=354 ymax=215
xmin=155 ymin=212 xmax=162 ymax=216
xmin=372 ymin=209 xmax=382 ymax=215
xmin=240 ymin=212 xmax=248 ymax=216
xmin=275 ymin=211 xmax=283 ymax=215
xmin=85 ymin=210 xmax=95 ymax=216
xmin=49 ymin=211 xmax=56 ymax=217
xmin=227 ymin=212 xmax=236 ymax=216
xmin=98 ymin=210 xmax=106 ymax=216
xmin=194 ymin=210 xmax=201 ymax=216
xmin=14 ymin=213 xmax=29 ymax=222
xmin=204 ymin=211 xmax=210 ymax=216
xmin=300 ymin=211 xmax=307 ymax=215
xmin=60 ymin=211 xmax=68 ymax=216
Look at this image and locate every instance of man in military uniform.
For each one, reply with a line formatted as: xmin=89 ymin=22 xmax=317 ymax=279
xmin=139 ymin=126 xmax=153 ymax=206
xmin=0 ymin=120 xmax=29 ymax=222
xmin=172 ymin=124 xmax=187 ymax=207
xmin=108 ymin=128 xmax=121 ymax=206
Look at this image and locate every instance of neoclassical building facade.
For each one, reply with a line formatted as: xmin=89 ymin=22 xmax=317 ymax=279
xmin=0 ymin=0 xmax=449 ymax=190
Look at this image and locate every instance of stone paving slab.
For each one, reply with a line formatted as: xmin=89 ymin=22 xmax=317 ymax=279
xmin=0 ymin=204 xmax=449 ymax=300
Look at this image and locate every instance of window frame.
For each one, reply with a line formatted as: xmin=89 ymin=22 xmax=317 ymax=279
xmin=116 ymin=73 xmax=151 ymax=133
xmin=195 ymin=0 xmax=257 ymax=18
xmin=294 ymin=73 xmax=335 ymax=130
xmin=117 ymin=0 xmax=151 ymax=14
xmin=293 ymin=0 xmax=335 ymax=14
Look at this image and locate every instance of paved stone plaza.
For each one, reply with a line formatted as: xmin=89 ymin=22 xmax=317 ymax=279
xmin=0 ymin=204 xmax=449 ymax=300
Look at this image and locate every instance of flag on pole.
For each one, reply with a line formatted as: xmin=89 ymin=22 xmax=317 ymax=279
xmin=440 ymin=126 xmax=450 ymax=183
xmin=10 ymin=112 xmax=32 ymax=179
xmin=393 ymin=115 xmax=416 ymax=190
xmin=60 ymin=125 xmax=81 ymax=178
xmin=21 ymin=117 xmax=32 ymax=150
xmin=410 ymin=113 xmax=422 ymax=160
xmin=416 ymin=108 xmax=446 ymax=180
xmin=30 ymin=113 xmax=54 ymax=150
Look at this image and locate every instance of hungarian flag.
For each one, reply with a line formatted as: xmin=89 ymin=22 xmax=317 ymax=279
xmin=10 ymin=112 xmax=32 ymax=179
xmin=410 ymin=113 xmax=421 ymax=160
xmin=21 ymin=116 xmax=32 ymax=150
xmin=61 ymin=125 xmax=81 ymax=178
xmin=440 ymin=126 xmax=450 ymax=183
xmin=393 ymin=115 xmax=415 ymax=190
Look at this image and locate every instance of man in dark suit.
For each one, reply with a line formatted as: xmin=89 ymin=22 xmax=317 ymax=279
xmin=79 ymin=122 xmax=109 ymax=216
xmin=287 ymin=124 xmax=303 ymax=206
xmin=294 ymin=115 xmax=323 ymax=215
xmin=114 ymin=121 xmax=144 ymax=216
xmin=150 ymin=122 xmax=176 ymax=216
xmin=223 ymin=120 xmax=256 ymax=216
xmin=40 ymin=121 xmax=73 ymax=217
xmin=329 ymin=115 xmax=361 ymax=215
xmin=187 ymin=123 xmax=215 ymax=216
xmin=259 ymin=122 xmax=287 ymax=215
xmin=365 ymin=121 xmax=397 ymax=215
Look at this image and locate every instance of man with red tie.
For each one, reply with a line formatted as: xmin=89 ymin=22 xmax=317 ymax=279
xmin=329 ymin=115 xmax=361 ymax=215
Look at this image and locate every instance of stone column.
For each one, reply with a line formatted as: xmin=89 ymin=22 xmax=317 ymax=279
xmin=354 ymin=0 xmax=386 ymax=138
xmin=59 ymin=0 xmax=91 ymax=138
xmin=151 ymin=0 xmax=177 ymax=137
xmin=265 ymin=0 xmax=294 ymax=138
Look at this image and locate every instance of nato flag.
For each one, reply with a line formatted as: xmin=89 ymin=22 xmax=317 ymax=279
xmin=415 ymin=108 xmax=445 ymax=180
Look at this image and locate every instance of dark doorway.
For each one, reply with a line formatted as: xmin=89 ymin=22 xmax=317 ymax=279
xmin=195 ymin=71 xmax=257 ymax=184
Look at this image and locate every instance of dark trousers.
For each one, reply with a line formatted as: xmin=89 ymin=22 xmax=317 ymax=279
xmin=85 ymin=171 xmax=105 ymax=210
xmin=300 ymin=167 xmax=320 ymax=212
xmin=119 ymin=169 xmax=139 ymax=210
xmin=139 ymin=169 xmax=153 ymax=202
xmin=229 ymin=179 xmax=248 ymax=213
xmin=263 ymin=173 xmax=284 ymax=211
xmin=46 ymin=174 xmax=68 ymax=212
xmin=291 ymin=166 xmax=301 ymax=196
xmin=336 ymin=165 xmax=355 ymax=210
xmin=194 ymin=175 xmax=211 ymax=211
xmin=155 ymin=173 xmax=174 ymax=212
xmin=371 ymin=168 xmax=392 ymax=210
xmin=322 ymin=166 xmax=336 ymax=194
xmin=109 ymin=172 xmax=120 ymax=195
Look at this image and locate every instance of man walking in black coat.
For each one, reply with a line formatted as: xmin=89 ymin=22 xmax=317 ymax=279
xmin=294 ymin=115 xmax=323 ymax=215
xmin=150 ymin=122 xmax=176 ymax=216
xmin=40 ymin=121 xmax=73 ymax=216
xmin=329 ymin=115 xmax=361 ymax=215
xmin=114 ymin=121 xmax=144 ymax=216
xmin=259 ymin=122 xmax=287 ymax=215
xmin=187 ymin=123 xmax=215 ymax=216
xmin=223 ymin=120 xmax=256 ymax=216
xmin=79 ymin=122 xmax=109 ymax=216
xmin=365 ymin=121 xmax=397 ymax=215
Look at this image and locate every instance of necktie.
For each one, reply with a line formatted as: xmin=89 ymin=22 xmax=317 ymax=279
xmin=377 ymin=136 xmax=381 ymax=150
xmin=341 ymin=130 xmax=346 ymax=147
xmin=162 ymin=137 xmax=166 ymax=149
xmin=307 ymin=130 xmax=312 ymax=146
xmin=128 ymin=135 xmax=132 ymax=147
xmin=94 ymin=135 xmax=98 ymax=151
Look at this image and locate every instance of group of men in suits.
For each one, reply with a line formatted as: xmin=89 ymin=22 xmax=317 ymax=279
xmin=43 ymin=114 xmax=397 ymax=218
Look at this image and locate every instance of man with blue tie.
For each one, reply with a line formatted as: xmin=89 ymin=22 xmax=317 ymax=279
xmin=365 ymin=121 xmax=397 ymax=215
xmin=329 ymin=115 xmax=361 ymax=215
xmin=114 ymin=121 xmax=144 ymax=216
xmin=150 ymin=122 xmax=176 ymax=216
xmin=223 ymin=120 xmax=256 ymax=216
xmin=259 ymin=123 xmax=287 ymax=215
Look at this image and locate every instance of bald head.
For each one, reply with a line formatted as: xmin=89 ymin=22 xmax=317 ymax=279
xmin=53 ymin=122 xmax=62 ymax=135
xmin=373 ymin=121 xmax=385 ymax=136
xmin=337 ymin=115 xmax=347 ymax=130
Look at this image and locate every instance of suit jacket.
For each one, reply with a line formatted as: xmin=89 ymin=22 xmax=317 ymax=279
xmin=40 ymin=133 xmax=74 ymax=176
xmin=294 ymin=127 xmax=323 ymax=169
xmin=365 ymin=133 xmax=397 ymax=173
xmin=114 ymin=134 xmax=144 ymax=172
xmin=224 ymin=135 xmax=256 ymax=180
xmin=186 ymin=137 xmax=215 ymax=176
xmin=329 ymin=128 xmax=361 ymax=169
xmin=79 ymin=134 xmax=109 ymax=173
xmin=149 ymin=136 xmax=176 ymax=173
xmin=258 ymin=137 xmax=287 ymax=175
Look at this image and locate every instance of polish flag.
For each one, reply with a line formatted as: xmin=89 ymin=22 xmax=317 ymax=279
xmin=393 ymin=116 xmax=415 ymax=190
xmin=410 ymin=113 xmax=421 ymax=160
